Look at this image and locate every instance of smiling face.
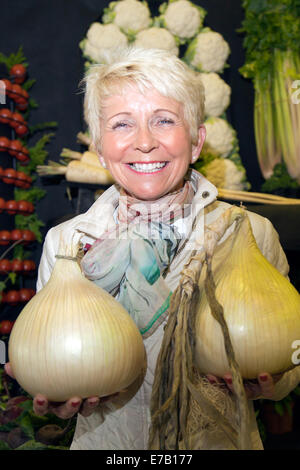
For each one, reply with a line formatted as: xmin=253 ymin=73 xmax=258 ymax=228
xmin=98 ymin=86 xmax=206 ymax=201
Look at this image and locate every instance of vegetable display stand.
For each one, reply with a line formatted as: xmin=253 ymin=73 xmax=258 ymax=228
xmin=0 ymin=47 xmax=57 ymax=308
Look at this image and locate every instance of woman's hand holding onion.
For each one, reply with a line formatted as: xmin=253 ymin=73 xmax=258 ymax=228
xmin=32 ymin=394 xmax=101 ymax=419
xmin=4 ymin=362 xmax=117 ymax=419
xmin=206 ymin=372 xmax=283 ymax=400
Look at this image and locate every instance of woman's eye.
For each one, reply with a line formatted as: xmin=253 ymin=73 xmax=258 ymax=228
xmin=157 ymin=118 xmax=174 ymax=126
xmin=112 ymin=121 xmax=131 ymax=130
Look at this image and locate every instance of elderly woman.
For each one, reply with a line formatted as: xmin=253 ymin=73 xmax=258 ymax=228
xmin=6 ymin=47 xmax=300 ymax=450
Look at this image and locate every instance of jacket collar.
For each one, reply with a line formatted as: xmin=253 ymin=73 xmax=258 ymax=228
xmin=73 ymin=169 xmax=218 ymax=239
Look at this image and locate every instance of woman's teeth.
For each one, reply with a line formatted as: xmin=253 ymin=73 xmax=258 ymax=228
xmin=129 ymin=162 xmax=167 ymax=173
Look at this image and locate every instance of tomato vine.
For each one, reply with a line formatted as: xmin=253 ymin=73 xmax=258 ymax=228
xmin=0 ymin=46 xmax=57 ymax=298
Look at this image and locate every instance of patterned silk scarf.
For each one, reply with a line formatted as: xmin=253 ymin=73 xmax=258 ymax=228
xmin=81 ymin=181 xmax=195 ymax=338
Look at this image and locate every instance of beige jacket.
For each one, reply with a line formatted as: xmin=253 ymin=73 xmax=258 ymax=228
xmin=37 ymin=170 xmax=300 ymax=450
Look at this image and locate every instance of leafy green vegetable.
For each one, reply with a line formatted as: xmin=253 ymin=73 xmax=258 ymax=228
xmin=261 ymin=163 xmax=299 ymax=192
xmin=29 ymin=121 xmax=57 ymax=136
xmin=239 ymin=0 xmax=300 ymax=186
xmin=22 ymin=78 xmax=36 ymax=91
xmin=14 ymin=186 xmax=46 ymax=203
xmin=18 ymin=133 xmax=55 ymax=174
xmin=239 ymin=0 xmax=300 ymax=80
xmin=15 ymin=214 xmax=45 ymax=243
xmin=0 ymin=46 xmax=28 ymax=70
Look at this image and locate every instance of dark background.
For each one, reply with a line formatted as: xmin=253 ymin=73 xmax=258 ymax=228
xmin=0 ymin=0 xmax=299 ymax=293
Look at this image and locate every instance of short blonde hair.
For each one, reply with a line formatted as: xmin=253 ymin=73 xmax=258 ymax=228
xmin=82 ymin=47 xmax=205 ymax=149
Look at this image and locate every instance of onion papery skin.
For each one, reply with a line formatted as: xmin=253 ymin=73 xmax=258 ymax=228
xmin=195 ymin=216 xmax=300 ymax=379
xmin=8 ymin=258 xmax=145 ymax=402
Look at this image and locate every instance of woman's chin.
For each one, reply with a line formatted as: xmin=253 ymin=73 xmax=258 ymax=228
xmin=126 ymin=189 xmax=165 ymax=201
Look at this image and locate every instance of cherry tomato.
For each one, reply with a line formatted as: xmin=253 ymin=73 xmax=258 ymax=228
xmin=0 ymin=197 xmax=5 ymax=213
xmin=16 ymin=200 xmax=29 ymax=214
xmin=9 ymin=64 xmax=27 ymax=85
xmin=19 ymin=88 xmax=29 ymax=102
xmin=0 ymin=259 xmax=12 ymax=273
xmin=16 ymin=151 xmax=30 ymax=164
xmin=10 ymin=229 xmax=23 ymax=242
xmin=26 ymin=201 xmax=34 ymax=213
xmin=23 ymin=259 xmax=36 ymax=272
xmin=5 ymin=200 xmax=18 ymax=215
xmin=10 ymin=84 xmax=24 ymax=103
xmin=0 ymin=320 xmax=14 ymax=335
xmin=0 ymin=166 xmax=3 ymax=179
xmin=18 ymin=145 xmax=30 ymax=163
xmin=19 ymin=288 xmax=35 ymax=302
xmin=0 ymin=108 xmax=12 ymax=124
xmin=21 ymin=230 xmax=36 ymax=243
xmin=2 ymin=168 xmax=17 ymax=184
xmin=23 ymin=174 xmax=32 ymax=188
xmin=5 ymin=290 xmax=20 ymax=305
xmin=15 ymin=102 xmax=28 ymax=111
xmin=15 ymin=124 xmax=28 ymax=137
xmin=8 ymin=139 xmax=22 ymax=157
xmin=10 ymin=112 xmax=24 ymax=129
xmin=28 ymin=288 xmax=36 ymax=298
xmin=0 ymin=136 xmax=10 ymax=152
xmin=14 ymin=171 xmax=28 ymax=188
xmin=15 ymin=171 xmax=32 ymax=189
xmin=0 ymin=231 xmax=11 ymax=245
xmin=11 ymin=259 xmax=24 ymax=272
xmin=14 ymin=172 xmax=31 ymax=188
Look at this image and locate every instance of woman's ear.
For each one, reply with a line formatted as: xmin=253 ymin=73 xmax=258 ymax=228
xmin=191 ymin=125 xmax=206 ymax=163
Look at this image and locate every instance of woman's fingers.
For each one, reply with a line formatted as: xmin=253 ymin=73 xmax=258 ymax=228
xmin=33 ymin=394 xmax=50 ymax=416
xmin=4 ymin=362 xmax=15 ymax=379
xmin=33 ymin=395 xmax=82 ymax=419
xmin=206 ymin=374 xmax=223 ymax=385
xmin=223 ymin=373 xmax=235 ymax=393
xmin=79 ymin=396 xmax=100 ymax=417
xmin=48 ymin=397 xmax=82 ymax=419
xmin=32 ymin=391 xmax=122 ymax=419
xmin=257 ymin=372 xmax=275 ymax=399
xmin=222 ymin=372 xmax=276 ymax=399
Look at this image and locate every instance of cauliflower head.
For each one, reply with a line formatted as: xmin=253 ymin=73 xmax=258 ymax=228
xmin=103 ymin=0 xmax=151 ymax=34
xmin=82 ymin=23 xmax=128 ymax=63
xmin=162 ymin=0 xmax=205 ymax=39
xmin=184 ymin=30 xmax=230 ymax=72
xmin=203 ymin=117 xmax=235 ymax=157
xmin=134 ymin=27 xmax=179 ymax=56
xmin=199 ymin=72 xmax=231 ymax=117
xmin=200 ymin=158 xmax=247 ymax=190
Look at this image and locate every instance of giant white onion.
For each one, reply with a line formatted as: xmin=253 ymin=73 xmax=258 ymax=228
xmin=8 ymin=234 xmax=145 ymax=402
xmin=195 ymin=212 xmax=300 ymax=379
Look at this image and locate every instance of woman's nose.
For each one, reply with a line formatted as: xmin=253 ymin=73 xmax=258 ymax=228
xmin=134 ymin=126 xmax=158 ymax=153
